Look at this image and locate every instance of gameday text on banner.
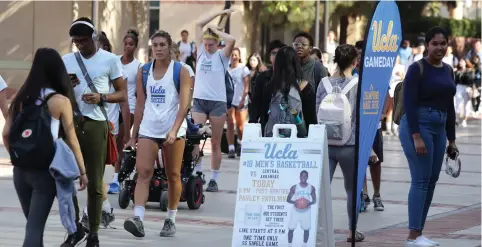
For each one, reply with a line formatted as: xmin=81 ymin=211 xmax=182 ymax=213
xmin=355 ymin=0 xmax=402 ymax=216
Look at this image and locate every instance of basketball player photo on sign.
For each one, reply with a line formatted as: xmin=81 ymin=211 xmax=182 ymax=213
xmin=287 ymin=170 xmax=316 ymax=247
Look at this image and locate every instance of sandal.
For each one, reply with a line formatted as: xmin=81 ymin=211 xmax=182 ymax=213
xmin=346 ymin=231 xmax=365 ymax=242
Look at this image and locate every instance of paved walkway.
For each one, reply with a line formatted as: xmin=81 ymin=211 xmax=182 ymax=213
xmin=0 ymin=120 xmax=479 ymax=246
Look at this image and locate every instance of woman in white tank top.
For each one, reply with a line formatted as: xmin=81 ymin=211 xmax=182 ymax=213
xmin=124 ymin=31 xmax=191 ymax=238
xmin=2 ymin=48 xmax=87 ymax=247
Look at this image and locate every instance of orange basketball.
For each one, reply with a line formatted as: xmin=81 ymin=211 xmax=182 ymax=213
xmin=295 ymin=198 xmax=310 ymax=209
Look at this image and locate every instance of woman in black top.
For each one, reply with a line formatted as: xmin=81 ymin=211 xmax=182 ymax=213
xmin=261 ymin=46 xmax=317 ymax=137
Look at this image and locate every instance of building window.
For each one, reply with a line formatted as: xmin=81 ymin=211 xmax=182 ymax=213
xmin=149 ymin=1 xmax=160 ymax=37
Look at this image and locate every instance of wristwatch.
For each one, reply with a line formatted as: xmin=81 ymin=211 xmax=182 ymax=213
xmin=100 ymin=94 xmax=107 ymax=104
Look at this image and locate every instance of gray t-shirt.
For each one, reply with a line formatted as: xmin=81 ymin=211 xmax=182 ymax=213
xmin=315 ymin=76 xmax=358 ymax=146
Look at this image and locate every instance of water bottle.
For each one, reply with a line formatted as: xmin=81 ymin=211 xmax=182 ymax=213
xmin=291 ymin=109 xmax=307 ymax=137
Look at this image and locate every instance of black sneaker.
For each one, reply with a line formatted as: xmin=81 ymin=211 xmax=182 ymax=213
xmin=363 ymin=194 xmax=371 ymax=206
xmin=101 ymin=208 xmax=115 ymax=228
xmin=236 ymin=144 xmax=242 ymax=157
xmin=206 ymin=179 xmax=218 ymax=192
xmin=85 ymin=233 xmax=99 ymax=247
xmin=124 ymin=216 xmax=145 ymax=238
xmin=228 ymin=149 xmax=236 ymax=159
xmin=159 ymin=218 xmax=176 ymax=237
xmin=60 ymin=223 xmax=86 ymax=247
xmin=373 ymin=195 xmax=385 ymax=211
xmin=80 ymin=213 xmax=90 ymax=232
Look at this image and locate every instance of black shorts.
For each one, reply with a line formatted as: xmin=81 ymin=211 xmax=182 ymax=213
xmin=370 ymin=128 xmax=383 ymax=164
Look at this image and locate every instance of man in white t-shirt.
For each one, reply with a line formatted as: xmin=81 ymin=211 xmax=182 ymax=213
xmin=61 ymin=17 xmax=127 ymax=247
xmin=0 ymin=76 xmax=9 ymax=119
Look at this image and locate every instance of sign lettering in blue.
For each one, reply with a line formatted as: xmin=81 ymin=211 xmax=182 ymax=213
xmin=355 ymin=0 xmax=401 ymax=220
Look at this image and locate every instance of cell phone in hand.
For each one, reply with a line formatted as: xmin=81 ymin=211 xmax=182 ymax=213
xmin=69 ymin=73 xmax=78 ymax=81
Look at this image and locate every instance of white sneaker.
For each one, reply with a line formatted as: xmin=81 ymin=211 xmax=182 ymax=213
xmin=461 ymin=120 xmax=467 ymax=127
xmin=420 ymin=236 xmax=439 ymax=246
xmin=405 ymin=236 xmax=436 ymax=247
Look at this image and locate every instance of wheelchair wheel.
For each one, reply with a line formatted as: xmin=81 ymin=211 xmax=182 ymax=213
xmin=186 ymin=176 xmax=204 ymax=210
xmin=160 ymin=189 xmax=168 ymax=212
xmin=119 ymin=188 xmax=130 ymax=209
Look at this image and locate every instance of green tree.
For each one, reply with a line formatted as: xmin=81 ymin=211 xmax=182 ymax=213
xmin=261 ymin=1 xmax=316 ymax=31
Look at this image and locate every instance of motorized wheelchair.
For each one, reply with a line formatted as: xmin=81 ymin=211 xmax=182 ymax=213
xmin=117 ymin=115 xmax=210 ymax=211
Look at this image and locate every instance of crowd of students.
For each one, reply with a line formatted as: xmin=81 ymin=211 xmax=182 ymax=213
xmin=1 ymin=8 xmax=477 ymax=247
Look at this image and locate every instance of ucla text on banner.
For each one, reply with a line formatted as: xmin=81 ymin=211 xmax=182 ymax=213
xmin=356 ymin=0 xmax=402 ymax=212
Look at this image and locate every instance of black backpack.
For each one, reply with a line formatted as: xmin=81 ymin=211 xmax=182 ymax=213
xmin=8 ymin=93 xmax=58 ymax=170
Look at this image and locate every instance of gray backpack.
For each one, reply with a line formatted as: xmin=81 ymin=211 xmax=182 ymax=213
xmin=264 ymin=87 xmax=303 ymax=138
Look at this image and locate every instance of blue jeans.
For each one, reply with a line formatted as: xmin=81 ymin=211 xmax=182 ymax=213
xmin=399 ymin=107 xmax=447 ymax=231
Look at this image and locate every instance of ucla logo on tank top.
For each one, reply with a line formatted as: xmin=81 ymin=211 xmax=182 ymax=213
xmin=150 ymin=85 xmax=166 ymax=105
xmin=200 ymin=57 xmax=212 ymax=73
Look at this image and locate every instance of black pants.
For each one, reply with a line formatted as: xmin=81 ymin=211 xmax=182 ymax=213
xmin=13 ymin=167 xmax=56 ymax=247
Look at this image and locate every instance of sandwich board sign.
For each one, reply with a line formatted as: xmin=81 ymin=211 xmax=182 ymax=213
xmin=232 ymin=124 xmax=334 ymax=247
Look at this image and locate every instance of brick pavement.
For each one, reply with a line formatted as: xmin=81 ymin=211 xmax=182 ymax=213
xmin=335 ymin=205 xmax=481 ymax=247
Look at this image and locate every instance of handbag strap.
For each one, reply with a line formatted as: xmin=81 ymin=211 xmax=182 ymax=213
xmin=74 ymin=52 xmax=112 ymax=132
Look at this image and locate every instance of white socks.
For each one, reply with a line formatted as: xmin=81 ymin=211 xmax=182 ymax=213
xmin=102 ymin=199 xmax=111 ymax=213
xmin=167 ymin=209 xmax=177 ymax=223
xmin=229 ymin=144 xmax=235 ymax=152
xmin=134 ymin=206 xmax=145 ymax=221
xmin=83 ymin=199 xmax=112 ymax=216
xmin=212 ymin=170 xmax=220 ymax=181
xmin=112 ymin=173 xmax=119 ymax=184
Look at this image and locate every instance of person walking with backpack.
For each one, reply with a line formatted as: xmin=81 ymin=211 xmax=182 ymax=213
xmin=108 ymin=29 xmax=142 ymax=194
xmin=62 ymin=17 xmax=127 ymax=247
xmin=178 ymin=30 xmax=197 ymax=71
xmin=399 ymin=27 xmax=458 ymax=247
xmin=123 ymin=30 xmax=191 ymax=238
xmin=2 ymin=48 xmax=88 ymax=247
xmin=262 ymin=46 xmax=317 ymax=138
xmin=192 ymin=9 xmax=236 ymax=192
xmin=316 ymin=44 xmax=364 ymax=242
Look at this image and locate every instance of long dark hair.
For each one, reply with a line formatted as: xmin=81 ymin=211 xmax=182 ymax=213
xmin=270 ymin=46 xmax=302 ymax=98
xmin=246 ymin=52 xmax=267 ymax=72
xmin=9 ymin=48 xmax=80 ymax=120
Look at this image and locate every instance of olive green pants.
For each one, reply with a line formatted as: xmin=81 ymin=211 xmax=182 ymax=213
xmin=72 ymin=118 xmax=108 ymax=233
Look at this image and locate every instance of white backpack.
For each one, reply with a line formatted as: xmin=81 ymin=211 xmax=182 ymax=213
xmin=317 ymin=76 xmax=358 ymax=146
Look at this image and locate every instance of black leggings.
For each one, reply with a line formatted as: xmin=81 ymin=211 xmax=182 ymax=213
xmin=13 ymin=167 xmax=56 ymax=247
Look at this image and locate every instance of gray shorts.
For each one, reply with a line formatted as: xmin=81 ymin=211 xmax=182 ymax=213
xmin=192 ymin=98 xmax=227 ymax=117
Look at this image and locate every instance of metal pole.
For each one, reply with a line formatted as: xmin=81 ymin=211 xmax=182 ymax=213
xmin=324 ymin=0 xmax=329 ymax=52
xmin=92 ymin=0 xmax=99 ymax=27
xmin=225 ymin=0 xmax=231 ymax=34
xmin=315 ymin=0 xmax=320 ymax=47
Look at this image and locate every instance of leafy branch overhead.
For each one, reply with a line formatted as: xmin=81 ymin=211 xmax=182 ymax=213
xmin=261 ymin=1 xmax=316 ymax=30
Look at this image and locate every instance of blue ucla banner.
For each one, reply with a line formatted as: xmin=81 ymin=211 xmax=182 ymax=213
xmin=353 ymin=0 xmax=401 ymax=231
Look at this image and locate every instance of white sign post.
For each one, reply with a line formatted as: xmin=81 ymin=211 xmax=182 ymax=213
xmin=232 ymin=124 xmax=334 ymax=247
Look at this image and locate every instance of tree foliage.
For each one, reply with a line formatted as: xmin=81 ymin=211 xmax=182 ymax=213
xmin=260 ymin=1 xmax=316 ymax=31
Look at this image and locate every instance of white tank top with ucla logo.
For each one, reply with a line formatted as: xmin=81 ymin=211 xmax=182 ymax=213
xmin=139 ymin=60 xmax=186 ymax=138
xmin=291 ymin=183 xmax=313 ymax=202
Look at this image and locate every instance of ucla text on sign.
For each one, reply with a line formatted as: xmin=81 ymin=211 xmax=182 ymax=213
xmin=364 ymin=20 xmax=399 ymax=68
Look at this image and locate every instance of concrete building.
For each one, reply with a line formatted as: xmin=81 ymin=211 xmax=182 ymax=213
xmin=0 ymin=0 xmax=150 ymax=92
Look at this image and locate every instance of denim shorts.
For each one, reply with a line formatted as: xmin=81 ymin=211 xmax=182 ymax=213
xmin=138 ymin=134 xmax=166 ymax=149
xmin=192 ymin=98 xmax=227 ymax=117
